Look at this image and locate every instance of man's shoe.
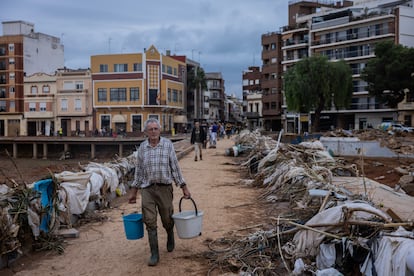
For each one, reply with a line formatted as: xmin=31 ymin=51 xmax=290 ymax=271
xmin=194 ymin=157 xmax=198 ymax=161
xmin=200 ymin=155 xmax=202 ymax=160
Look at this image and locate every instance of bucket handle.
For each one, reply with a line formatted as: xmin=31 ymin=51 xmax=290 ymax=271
xmin=178 ymin=197 xmax=198 ymax=216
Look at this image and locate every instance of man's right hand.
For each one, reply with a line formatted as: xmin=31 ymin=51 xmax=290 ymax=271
xmin=128 ymin=187 xmax=138 ymax=204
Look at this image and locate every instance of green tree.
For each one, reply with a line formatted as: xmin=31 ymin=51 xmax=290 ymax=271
xmin=284 ymin=55 xmax=353 ymax=132
xmin=187 ymin=66 xmax=207 ymax=120
xmin=361 ymin=41 xmax=414 ymax=108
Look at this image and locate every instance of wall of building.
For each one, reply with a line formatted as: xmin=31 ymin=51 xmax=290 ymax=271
xmin=23 ymin=72 xmax=57 ymax=136
xmin=90 ymin=46 xmax=185 ymax=135
xmin=398 ymin=5 xmax=414 ymax=47
xmin=23 ymin=34 xmax=64 ymax=76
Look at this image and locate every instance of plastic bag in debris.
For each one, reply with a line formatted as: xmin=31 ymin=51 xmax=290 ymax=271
xmin=292 ymin=258 xmax=305 ymax=275
xmin=316 ymin=243 xmax=336 ymax=269
xmin=360 ymin=227 xmax=414 ymax=276
xmin=27 ymin=206 xmax=40 ymax=237
xmin=316 ymin=268 xmax=344 ymax=276
xmin=116 ymin=182 xmax=127 ymax=196
xmin=0 ymin=184 xmax=11 ymax=207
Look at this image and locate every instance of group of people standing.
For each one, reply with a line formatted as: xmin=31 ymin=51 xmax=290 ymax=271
xmin=190 ymin=121 xmax=236 ymax=157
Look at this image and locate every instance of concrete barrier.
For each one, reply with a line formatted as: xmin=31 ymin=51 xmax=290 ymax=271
xmin=320 ymin=137 xmax=414 ymax=158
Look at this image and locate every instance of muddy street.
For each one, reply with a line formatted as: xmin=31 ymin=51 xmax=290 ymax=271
xmin=2 ymin=137 xmax=264 ymax=276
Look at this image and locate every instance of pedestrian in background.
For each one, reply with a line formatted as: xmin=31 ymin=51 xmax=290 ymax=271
xmin=190 ymin=121 xmax=206 ymax=161
xmin=201 ymin=121 xmax=209 ymax=148
xmin=128 ymin=118 xmax=191 ymax=266
xmin=209 ymin=121 xmax=218 ymax=148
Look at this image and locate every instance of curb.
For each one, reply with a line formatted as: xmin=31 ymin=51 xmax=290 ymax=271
xmin=177 ymin=145 xmax=193 ymax=160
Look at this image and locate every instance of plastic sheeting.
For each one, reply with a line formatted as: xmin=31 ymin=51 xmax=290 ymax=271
xmin=59 ymin=181 xmax=91 ymax=215
xmin=288 ymin=201 xmax=391 ymax=257
xmin=82 ymin=163 xmax=119 ymax=193
xmin=89 ymin=172 xmax=104 ymax=197
xmin=361 ymin=227 xmax=414 ymax=276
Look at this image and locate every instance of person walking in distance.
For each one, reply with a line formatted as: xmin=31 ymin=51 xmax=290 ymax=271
xmin=128 ymin=118 xmax=191 ymax=266
xmin=190 ymin=121 xmax=206 ymax=161
xmin=210 ymin=121 xmax=218 ymax=148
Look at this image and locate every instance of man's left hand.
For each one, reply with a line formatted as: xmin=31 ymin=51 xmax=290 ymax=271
xmin=182 ymin=185 xmax=191 ymax=199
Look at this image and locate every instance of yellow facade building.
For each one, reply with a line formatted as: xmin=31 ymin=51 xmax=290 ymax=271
xmin=90 ymin=45 xmax=186 ymax=136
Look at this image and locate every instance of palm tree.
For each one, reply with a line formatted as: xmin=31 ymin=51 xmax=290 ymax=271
xmin=187 ymin=67 xmax=207 ymax=120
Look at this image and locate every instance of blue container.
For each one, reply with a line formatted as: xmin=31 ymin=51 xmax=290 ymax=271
xmin=123 ymin=213 xmax=144 ymax=240
xmin=33 ymin=178 xmax=54 ymax=233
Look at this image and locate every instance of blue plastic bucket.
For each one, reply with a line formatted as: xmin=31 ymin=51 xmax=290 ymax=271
xmin=123 ymin=213 xmax=144 ymax=240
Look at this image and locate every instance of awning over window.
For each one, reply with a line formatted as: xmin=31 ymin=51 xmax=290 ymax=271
xmin=173 ymin=115 xmax=187 ymax=124
xmin=112 ymin=114 xmax=126 ymax=123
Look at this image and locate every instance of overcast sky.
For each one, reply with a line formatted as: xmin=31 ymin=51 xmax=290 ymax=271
xmin=2 ymin=0 xmax=288 ymax=98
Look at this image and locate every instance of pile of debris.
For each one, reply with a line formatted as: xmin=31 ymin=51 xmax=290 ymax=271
xmin=207 ymin=130 xmax=414 ymax=275
xmin=0 ymin=153 xmax=136 ymax=265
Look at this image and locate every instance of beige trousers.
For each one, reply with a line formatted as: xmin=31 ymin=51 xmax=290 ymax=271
xmin=141 ymin=184 xmax=174 ymax=231
xmin=194 ymin=142 xmax=203 ymax=160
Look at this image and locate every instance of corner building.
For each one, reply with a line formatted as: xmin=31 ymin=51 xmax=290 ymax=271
xmin=91 ymin=45 xmax=186 ymax=135
xmin=0 ymin=20 xmax=64 ymax=136
xmin=280 ymin=0 xmax=414 ymax=132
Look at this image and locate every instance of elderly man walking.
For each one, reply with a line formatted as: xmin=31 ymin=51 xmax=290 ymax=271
xmin=129 ymin=118 xmax=191 ymax=266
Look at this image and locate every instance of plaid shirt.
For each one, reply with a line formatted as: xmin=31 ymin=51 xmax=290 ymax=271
xmin=131 ymin=137 xmax=186 ymax=188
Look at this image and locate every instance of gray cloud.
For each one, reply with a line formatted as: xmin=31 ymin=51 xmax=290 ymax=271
xmin=2 ymin=0 xmax=288 ymax=97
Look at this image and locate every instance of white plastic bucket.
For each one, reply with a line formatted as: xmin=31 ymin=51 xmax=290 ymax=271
xmin=172 ymin=197 xmax=203 ymax=239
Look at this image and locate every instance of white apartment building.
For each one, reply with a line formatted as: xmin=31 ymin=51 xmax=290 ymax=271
xmin=281 ymin=0 xmax=414 ymax=132
xmin=2 ymin=21 xmax=64 ymax=76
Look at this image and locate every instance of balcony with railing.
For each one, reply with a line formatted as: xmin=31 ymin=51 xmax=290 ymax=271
xmin=244 ymin=111 xmax=261 ymax=119
xmin=311 ymin=21 xmax=395 ymax=47
xmin=283 ymin=38 xmax=309 ymax=49
xmin=58 ymin=88 xmax=88 ymax=94
xmin=318 ymin=45 xmax=375 ymax=61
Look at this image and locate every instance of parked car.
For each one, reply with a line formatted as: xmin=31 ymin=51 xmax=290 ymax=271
xmin=391 ymin=123 xmax=413 ymax=133
xmin=379 ymin=122 xmax=413 ymax=133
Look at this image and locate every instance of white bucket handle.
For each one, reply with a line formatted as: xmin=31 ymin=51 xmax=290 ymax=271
xmin=178 ymin=197 xmax=198 ymax=216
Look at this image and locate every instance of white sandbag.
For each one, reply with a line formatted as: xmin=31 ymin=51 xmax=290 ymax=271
xmin=55 ymin=171 xmax=91 ymax=186
xmin=60 ymin=181 xmax=91 ymax=215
